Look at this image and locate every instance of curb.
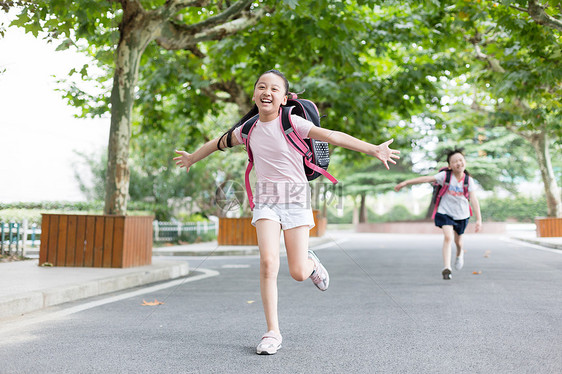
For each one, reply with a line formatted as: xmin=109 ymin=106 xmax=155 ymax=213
xmin=0 ymin=261 xmax=189 ymax=321
xmin=510 ymin=237 xmax=562 ymax=251
xmin=153 ymin=246 xmax=260 ymax=257
xmin=152 ymin=236 xmax=335 ymax=257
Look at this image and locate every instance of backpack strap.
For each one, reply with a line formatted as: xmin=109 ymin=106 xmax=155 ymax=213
xmin=280 ymin=106 xmax=311 ymax=156
xmin=280 ymin=106 xmax=338 ymax=184
xmin=432 ymin=169 xmax=452 ymax=219
xmin=240 ymin=114 xmax=259 ymax=210
xmin=432 ymin=170 xmax=473 ymax=219
xmin=462 ymin=173 xmax=473 ymax=217
xmin=462 ymin=173 xmax=470 ymax=199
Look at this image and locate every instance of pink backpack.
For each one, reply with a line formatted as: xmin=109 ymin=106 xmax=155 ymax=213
xmin=240 ymin=93 xmax=338 ymax=209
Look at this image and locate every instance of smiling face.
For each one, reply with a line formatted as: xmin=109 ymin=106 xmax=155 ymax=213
xmin=448 ymin=152 xmax=466 ymax=174
xmin=252 ymin=72 xmax=288 ymax=121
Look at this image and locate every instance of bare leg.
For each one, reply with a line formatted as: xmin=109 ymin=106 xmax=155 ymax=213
xmin=255 ymin=219 xmax=281 ymax=334
xmin=283 ymin=225 xmax=314 ymax=281
xmin=441 ymin=225 xmax=454 ymax=269
xmin=454 ymin=232 xmax=463 ymax=257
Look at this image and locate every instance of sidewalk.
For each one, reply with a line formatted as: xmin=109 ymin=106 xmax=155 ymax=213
xmin=505 ymin=224 xmax=562 ymax=250
xmin=0 ymin=259 xmax=190 ymax=321
xmin=0 ymin=235 xmax=331 ymax=321
xmin=0 ymin=227 xmax=558 ymax=322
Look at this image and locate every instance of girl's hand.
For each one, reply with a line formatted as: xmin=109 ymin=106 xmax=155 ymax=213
xmin=475 ymin=220 xmax=482 ymax=233
xmin=375 ymin=139 xmax=400 ymax=170
xmin=174 ymin=150 xmax=194 ymax=173
xmin=394 ymin=182 xmax=406 ymax=192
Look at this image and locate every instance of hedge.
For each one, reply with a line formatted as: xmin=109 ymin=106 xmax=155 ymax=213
xmin=0 ymin=200 xmax=168 ymax=223
xmin=326 ymin=195 xmax=549 ymax=224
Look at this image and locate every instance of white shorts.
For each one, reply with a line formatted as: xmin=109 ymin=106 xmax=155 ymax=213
xmin=251 ymin=204 xmax=315 ymax=230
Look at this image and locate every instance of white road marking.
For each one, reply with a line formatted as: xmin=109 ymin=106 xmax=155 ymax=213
xmin=310 ymin=238 xmax=349 ymax=250
xmin=0 ymin=268 xmax=219 ymax=336
xmin=222 ymin=264 xmax=251 ymax=268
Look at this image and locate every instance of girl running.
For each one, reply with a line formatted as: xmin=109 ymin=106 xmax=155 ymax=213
xmin=394 ymin=149 xmax=482 ymax=280
xmin=174 ymin=69 xmax=400 ymax=354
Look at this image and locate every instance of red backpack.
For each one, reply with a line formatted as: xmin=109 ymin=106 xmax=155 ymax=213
xmin=430 ymin=167 xmax=471 ymax=219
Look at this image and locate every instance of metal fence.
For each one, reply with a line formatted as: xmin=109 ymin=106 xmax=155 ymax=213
xmin=0 ymin=220 xmax=41 ymax=257
xmin=153 ymin=220 xmax=217 ymax=242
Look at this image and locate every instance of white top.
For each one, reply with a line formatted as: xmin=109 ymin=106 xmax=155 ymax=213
xmin=434 ymin=170 xmax=475 ymax=220
xmin=234 ymin=114 xmax=314 ymax=206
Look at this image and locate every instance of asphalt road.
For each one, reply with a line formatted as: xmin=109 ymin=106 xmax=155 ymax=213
xmin=1 ymin=233 xmax=561 ymax=374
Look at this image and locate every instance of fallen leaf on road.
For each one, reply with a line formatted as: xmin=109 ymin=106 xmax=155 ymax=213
xmin=472 ymin=271 xmax=482 ymax=275
xmin=484 ymin=250 xmax=491 ymax=258
xmin=142 ymin=299 xmax=164 ymax=306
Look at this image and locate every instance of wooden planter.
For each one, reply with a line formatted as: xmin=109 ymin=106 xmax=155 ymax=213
xmin=535 ymin=217 xmax=562 ymax=237
xmin=310 ymin=210 xmax=327 ymax=237
xmin=218 ymin=217 xmax=258 ymax=246
xmin=39 ymin=214 xmax=154 ymax=268
xmin=218 ymin=210 xmax=327 ymax=245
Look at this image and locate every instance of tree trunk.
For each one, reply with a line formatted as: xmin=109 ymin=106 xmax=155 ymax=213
xmin=528 ymin=131 xmax=562 ymax=217
xmin=104 ymin=9 xmax=153 ymax=215
xmin=359 ymin=193 xmax=367 ymax=223
xmin=102 ymin=1 xmax=264 ymax=215
xmin=352 ymin=195 xmax=359 ymax=225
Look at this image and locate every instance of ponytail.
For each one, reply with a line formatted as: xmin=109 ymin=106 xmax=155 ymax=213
xmin=217 ymin=104 xmax=259 ymax=151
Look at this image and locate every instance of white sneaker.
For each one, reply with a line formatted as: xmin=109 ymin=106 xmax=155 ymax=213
xmin=308 ymin=250 xmax=329 ymax=291
xmin=455 ymin=251 xmax=464 ymax=271
xmin=256 ymin=330 xmax=282 ymax=355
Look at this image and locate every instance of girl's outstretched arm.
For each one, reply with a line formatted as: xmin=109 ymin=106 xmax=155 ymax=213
xmin=308 ymin=127 xmax=400 ymax=170
xmin=394 ymin=175 xmax=436 ymax=191
xmin=174 ymin=134 xmax=241 ymax=173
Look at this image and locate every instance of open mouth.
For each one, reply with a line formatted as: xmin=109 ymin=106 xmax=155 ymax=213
xmin=261 ymin=98 xmax=272 ymax=104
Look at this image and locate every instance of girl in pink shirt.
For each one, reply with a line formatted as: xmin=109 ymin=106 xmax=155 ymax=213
xmin=174 ymin=69 xmax=400 ymax=355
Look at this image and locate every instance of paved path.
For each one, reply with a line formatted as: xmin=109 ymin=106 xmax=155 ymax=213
xmin=0 ymin=233 xmax=560 ymax=373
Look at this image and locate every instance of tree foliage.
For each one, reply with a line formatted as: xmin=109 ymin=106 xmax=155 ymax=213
xmin=7 ymin=0 xmax=561 ymax=218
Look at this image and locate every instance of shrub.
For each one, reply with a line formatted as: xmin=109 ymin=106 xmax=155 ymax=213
xmin=178 ymin=230 xmax=216 ymax=244
xmin=0 ymin=201 xmax=169 ymax=222
xmin=176 ymin=212 xmax=209 ymax=223
xmin=324 ymin=195 xmax=549 ymax=224
xmin=326 ymin=207 xmax=354 ymax=224
xmin=479 ymin=195 xmax=547 ymax=222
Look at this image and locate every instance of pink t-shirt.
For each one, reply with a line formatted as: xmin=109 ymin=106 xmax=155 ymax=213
xmin=233 ymin=114 xmax=314 ymax=206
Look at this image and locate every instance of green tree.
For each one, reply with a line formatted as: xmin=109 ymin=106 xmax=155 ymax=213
xmin=16 ymin=0 xmax=548 ymax=221
xmin=78 ymin=2 xmax=457 ymax=212
xmin=11 ymin=0 xmax=271 ymax=215
xmin=464 ymin=1 xmax=562 ymax=216
xmin=129 ymin=102 xmax=248 ymax=218
xmin=510 ymin=0 xmax=562 ymax=32
xmin=406 ymin=0 xmax=562 ymax=217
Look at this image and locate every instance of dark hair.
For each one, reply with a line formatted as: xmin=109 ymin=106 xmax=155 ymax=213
xmin=446 ymin=148 xmax=465 ymax=164
xmin=444 ymin=148 xmax=470 ymax=175
xmin=257 ymin=69 xmax=289 ymax=96
xmin=217 ymin=70 xmax=290 ymax=151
